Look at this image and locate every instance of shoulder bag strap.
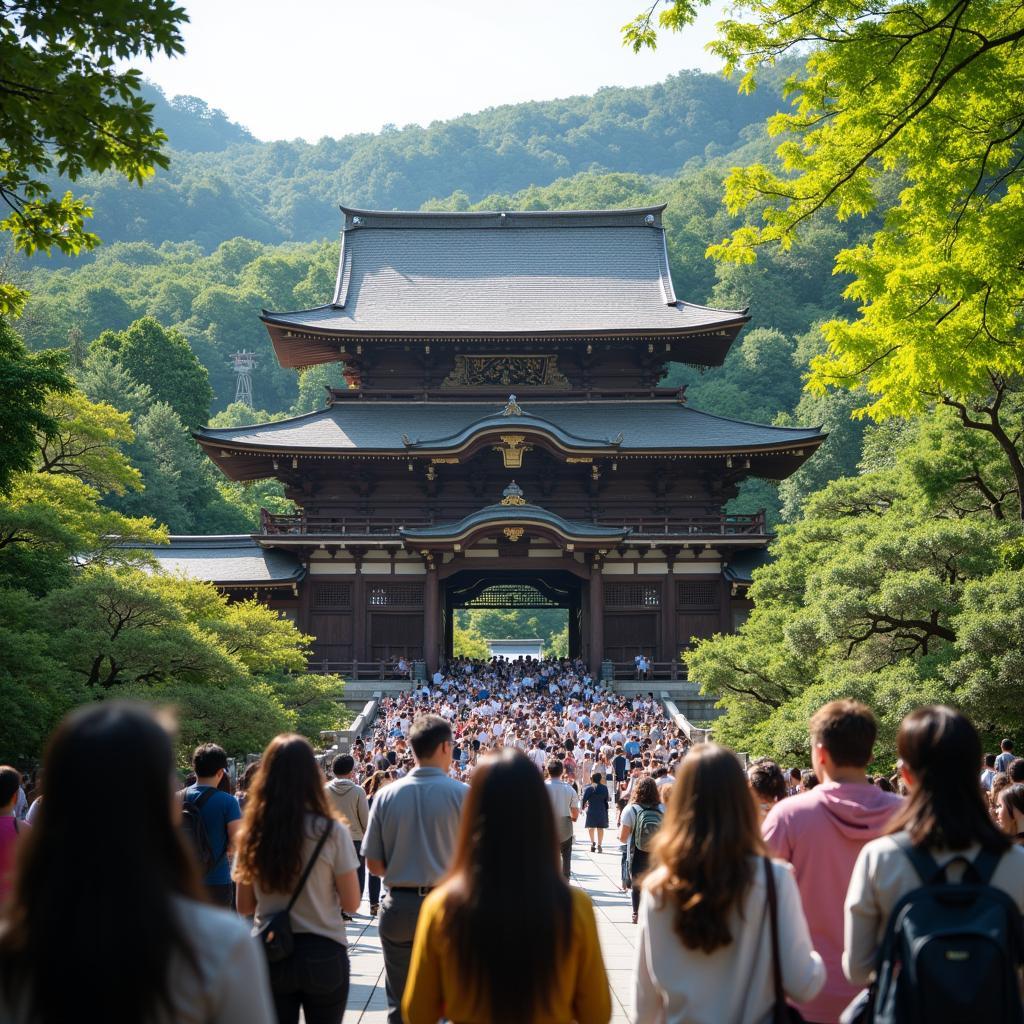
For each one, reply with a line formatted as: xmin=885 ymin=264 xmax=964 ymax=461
xmin=763 ymin=857 xmax=787 ymax=1024
xmin=286 ymin=818 xmax=332 ymax=914
xmin=193 ymin=787 xmax=218 ymax=811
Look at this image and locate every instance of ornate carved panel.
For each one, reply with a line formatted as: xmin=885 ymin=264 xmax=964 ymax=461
xmin=441 ymin=355 xmax=570 ymax=388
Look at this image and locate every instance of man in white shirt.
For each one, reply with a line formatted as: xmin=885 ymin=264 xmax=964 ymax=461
xmin=545 ymin=758 xmax=580 ymax=880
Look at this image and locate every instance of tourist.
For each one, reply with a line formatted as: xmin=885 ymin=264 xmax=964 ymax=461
xmin=183 ymin=742 xmax=242 ymax=908
xmin=990 ymin=772 xmax=1010 ymax=819
xmin=362 ymin=769 xmax=390 ymax=917
xmin=581 ymin=770 xmax=611 ymax=853
xmin=788 ymin=766 xmax=802 ymax=796
xmin=620 ymin=776 xmax=664 ymax=924
xmin=1010 ymin=757 xmax=1024 ymax=783
xmin=361 ymin=714 xmax=467 ymax=1024
xmin=996 ymin=737 xmax=1016 ymax=773
xmin=996 ymin=782 xmax=1024 ymax=842
xmin=324 ymin=753 xmax=370 ymax=919
xmin=763 ymin=700 xmax=902 ymax=1024
xmin=237 ymin=761 xmax=260 ymax=810
xmin=402 ymin=750 xmax=611 ymax=1024
xmin=0 ymin=766 xmax=27 ymax=906
xmin=748 ymin=759 xmax=787 ymax=821
xmin=234 ymin=734 xmax=361 ymax=1024
xmin=981 ymin=752 xmax=997 ymax=791
xmin=801 ymin=768 xmax=819 ymax=791
xmin=632 ymin=744 xmax=825 ymax=1023
xmin=844 ymin=707 xmax=1024 ymax=997
xmin=0 ymin=703 xmax=274 ymax=1024
xmin=546 ymin=757 xmax=580 ymax=879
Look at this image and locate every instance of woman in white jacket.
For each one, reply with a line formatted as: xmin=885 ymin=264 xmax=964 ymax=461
xmin=633 ymin=744 xmax=824 ymax=1024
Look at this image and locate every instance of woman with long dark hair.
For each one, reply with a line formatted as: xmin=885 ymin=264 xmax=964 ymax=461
xmin=633 ymin=744 xmax=824 ymax=1023
xmin=844 ymin=706 xmax=1024 ymax=986
xmin=402 ymin=749 xmax=611 ymax=1024
xmin=234 ymin=734 xmax=361 ymax=1024
xmin=0 ymin=702 xmax=275 ymax=1024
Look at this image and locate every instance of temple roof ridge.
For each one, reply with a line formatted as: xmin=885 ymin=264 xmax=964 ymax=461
xmin=258 ymin=203 xmax=750 ymax=352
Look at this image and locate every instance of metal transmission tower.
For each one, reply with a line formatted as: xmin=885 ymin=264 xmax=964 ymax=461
xmin=230 ymin=350 xmax=257 ymax=408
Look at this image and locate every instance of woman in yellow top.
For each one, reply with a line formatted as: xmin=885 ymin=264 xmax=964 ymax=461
xmin=402 ymin=748 xmax=611 ymax=1024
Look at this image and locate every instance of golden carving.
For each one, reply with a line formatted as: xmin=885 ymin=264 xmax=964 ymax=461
xmin=501 ymin=494 xmax=527 ymax=506
xmin=430 ymin=457 xmax=459 ymax=464
xmin=441 ymin=355 xmax=570 ymax=389
xmin=565 ymin=457 xmax=593 ymax=464
xmin=503 ymin=527 xmax=525 ymax=542
xmin=493 ymin=433 xmax=533 ymax=469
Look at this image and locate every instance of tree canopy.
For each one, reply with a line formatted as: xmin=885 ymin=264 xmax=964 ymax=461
xmin=0 ymin=0 xmax=187 ymax=314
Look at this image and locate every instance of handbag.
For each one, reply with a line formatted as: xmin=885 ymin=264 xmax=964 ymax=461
xmin=256 ymin=819 xmax=332 ymax=964
xmin=763 ymin=857 xmax=807 ymax=1024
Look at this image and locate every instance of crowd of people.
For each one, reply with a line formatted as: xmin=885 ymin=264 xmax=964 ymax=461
xmin=0 ymin=654 xmax=1023 ymax=1024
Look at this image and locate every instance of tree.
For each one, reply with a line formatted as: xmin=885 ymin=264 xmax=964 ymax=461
xmin=0 ymin=319 xmax=71 ymax=493
xmin=93 ymin=317 xmax=212 ymax=426
xmin=626 ymin=0 xmax=1024 ymax=512
xmin=0 ymin=0 xmax=187 ymax=314
xmin=452 ymin=619 xmax=490 ymax=660
xmin=37 ymin=391 xmax=141 ymax=495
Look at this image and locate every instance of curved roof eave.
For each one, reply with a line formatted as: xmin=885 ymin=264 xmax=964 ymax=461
xmin=400 ymin=503 xmax=632 ymax=543
xmin=403 ymin=411 xmax=618 ymax=451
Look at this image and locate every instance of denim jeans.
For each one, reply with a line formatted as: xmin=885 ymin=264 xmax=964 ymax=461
xmin=267 ymin=932 xmax=350 ymax=1024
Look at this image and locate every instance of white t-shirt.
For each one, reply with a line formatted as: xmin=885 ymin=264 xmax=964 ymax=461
xmin=545 ymin=779 xmax=580 ymax=842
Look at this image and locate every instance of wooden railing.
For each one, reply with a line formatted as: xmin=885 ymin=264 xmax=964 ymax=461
xmin=307 ymin=658 xmax=418 ymax=680
xmin=260 ymin=509 xmax=766 ymax=539
xmin=608 ymin=660 xmax=689 ymax=681
xmin=261 ymin=510 xmax=430 ymax=536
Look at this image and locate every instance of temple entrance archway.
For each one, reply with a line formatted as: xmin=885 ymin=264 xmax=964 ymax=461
xmin=441 ymin=569 xmax=583 ymax=661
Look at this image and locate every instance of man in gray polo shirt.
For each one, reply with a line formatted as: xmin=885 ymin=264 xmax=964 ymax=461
xmin=362 ymin=714 xmax=467 ymax=1024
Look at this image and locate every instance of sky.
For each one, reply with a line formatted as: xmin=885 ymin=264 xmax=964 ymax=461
xmin=136 ymin=0 xmax=730 ymax=142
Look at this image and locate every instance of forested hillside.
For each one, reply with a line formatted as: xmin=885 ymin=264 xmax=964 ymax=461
xmin=37 ymin=70 xmax=785 ymax=253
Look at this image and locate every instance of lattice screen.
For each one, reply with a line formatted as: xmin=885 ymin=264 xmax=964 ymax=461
xmin=463 ymin=585 xmax=559 ymax=608
xmin=312 ymin=583 xmax=352 ymax=609
xmin=605 ymin=583 xmax=661 ymax=608
xmin=676 ymin=581 xmax=719 ymax=609
xmin=367 ymin=583 xmax=424 ymax=608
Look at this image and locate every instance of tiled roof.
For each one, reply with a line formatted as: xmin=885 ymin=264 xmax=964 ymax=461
xmin=261 ymin=206 xmax=747 ymax=337
xmin=195 ymin=399 xmax=824 ymax=454
xmin=137 ymin=536 xmax=304 ymax=585
xmin=724 ymin=547 xmax=773 ymax=585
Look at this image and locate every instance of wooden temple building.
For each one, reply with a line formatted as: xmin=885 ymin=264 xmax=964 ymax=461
xmin=152 ymin=207 xmax=824 ymax=678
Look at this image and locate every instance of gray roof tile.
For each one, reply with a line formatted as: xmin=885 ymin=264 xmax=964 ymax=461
xmin=262 ymin=206 xmax=746 ymax=337
xmin=196 ymin=399 xmax=823 ymax=453
xmin=137 ymin=536 xmax=304 ymax=585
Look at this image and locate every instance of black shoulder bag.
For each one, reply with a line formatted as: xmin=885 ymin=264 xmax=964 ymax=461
xmin=256 ymin=819 xmax=332 ymax=964
xmin=764 ymin=856 xmax=807 ymax=1024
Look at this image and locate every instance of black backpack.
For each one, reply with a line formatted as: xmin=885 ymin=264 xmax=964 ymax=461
xmin=869 ymin=833 xmax=1024 ymax=1024
xmin=179 ymin=787 xmax=218 ymax=876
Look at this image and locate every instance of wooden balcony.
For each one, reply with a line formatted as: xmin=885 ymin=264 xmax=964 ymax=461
xmin=260 ymin=509 xmax=767 ymax=540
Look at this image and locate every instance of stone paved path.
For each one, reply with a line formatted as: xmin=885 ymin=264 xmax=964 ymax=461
xmin=341 ymin=818 xmax=637 ymax=1023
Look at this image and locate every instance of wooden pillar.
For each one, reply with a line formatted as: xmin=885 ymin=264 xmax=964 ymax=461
xmin=662 ymin=557 xmax=678 ymax=672
xmin=588 ymin=556 xmax=604 ymax=676
xmin=568 ymin=604 xmax=581 ymax=659
xmin=352 ymin=556 xmax=366 ymax=665
xmin=424 ymin=560 xmax=439 ymax=674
